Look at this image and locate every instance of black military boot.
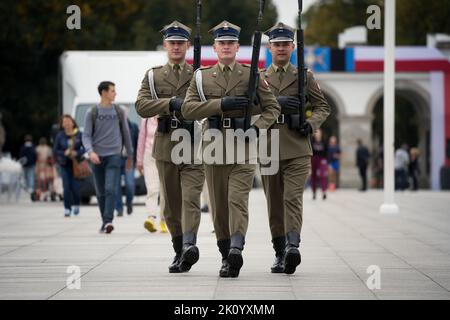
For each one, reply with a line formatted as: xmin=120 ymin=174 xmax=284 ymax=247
xmin=217 ymin=239 xmax=231 ymax=278
xmin=169 ymin=235 xmax=183 ymax=273
xmin=283 ymin=231 xmax=301 ymax=274
xmin=228 ymin=232 xmax=245 ymax=278
xmin=178 ymin=231 xmax=199 ymax=272
xmin=271 ymin=236 xmax=286 ymax=273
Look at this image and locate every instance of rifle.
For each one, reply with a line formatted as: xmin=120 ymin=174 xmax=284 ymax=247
xmin=244 ymin=0 xmax=266 ymax=131
xmin=193 ymin=0 xmax=202 ymax=71
xmin=293 ymin=0 xmax=306 ymax=129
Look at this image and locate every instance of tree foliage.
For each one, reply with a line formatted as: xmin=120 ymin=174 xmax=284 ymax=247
xmin=0 ymin=0 xmax=277 ymax=156
xmin=303 ymin=0 xmax=450 ymax=47
xmin=303 ymin=0 xmax=383 ymax=47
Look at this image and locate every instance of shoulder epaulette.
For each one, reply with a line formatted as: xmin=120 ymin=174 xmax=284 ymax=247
xmin=241 ymin=63 xmax=251 ymax=68
xmin=199 ymin=65 xmax=213 ymax=70
xmin=152 ymin=65 xmax=163 ymax=70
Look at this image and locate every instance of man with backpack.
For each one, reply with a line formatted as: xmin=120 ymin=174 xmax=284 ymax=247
xmin=82 ymin=81 xmax=133 ymax=234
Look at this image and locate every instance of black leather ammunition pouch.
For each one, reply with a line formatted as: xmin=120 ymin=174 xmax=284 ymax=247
xmin=157 ymin=117 xmax=171 ymax=133
xmin=276 ymin=112 xmax=301 ymax=130
xmin=208 ymin=116 xmax=221 ymax=129
xmin=208 ymin=116 xmax=246 ymax=130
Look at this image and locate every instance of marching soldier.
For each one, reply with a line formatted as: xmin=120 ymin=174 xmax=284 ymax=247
xmin=182 ymin=21 xmax=280 ymax=278
xmin=260 ymin=22 xmax=330 ymax=274
xmin=135 ymin=21 xmax=205 ymax=273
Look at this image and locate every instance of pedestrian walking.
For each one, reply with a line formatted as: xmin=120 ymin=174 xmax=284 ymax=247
xmin=356 ymin=139 xmax=370 ymax=191
xmin=327 ymin=135 xmax=341 ymax=190
xmin=136 ymin=117 xmax=168 ymax=233
xmin=53 ymin=115 xmax=84 ymax=217
xmin=373 ymin=145 xmax=384 ymax=188
xmin=35 ymin=137 xmax=55 ymax=201
xmin=311 ymin=129 xmax=329 ymax=200
xmin=82 ymin=81 xmax=134 ymax=234
xmin=409 ymin=147 xmax=420 ymax=191
xmin=115 ymin=108 xmax=139 ymax=216
xmin=19 ymin=135 xmax=36 ymax=195
xmin=395 ymin=144 xmax=410 ymax=190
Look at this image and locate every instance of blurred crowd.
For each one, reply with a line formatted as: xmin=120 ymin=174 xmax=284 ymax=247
xmin=0 ymin=110 xmax=422 ymax=210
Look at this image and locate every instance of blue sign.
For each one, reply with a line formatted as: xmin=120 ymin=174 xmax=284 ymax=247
xmin=265 ymin=47 xmax=331 ymax=72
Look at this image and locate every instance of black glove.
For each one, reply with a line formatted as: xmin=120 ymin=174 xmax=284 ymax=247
xmin=221 ymin=96 xmax=249 ymax=112
xmin=169 ymin=97 xmax=184 ymax=113
xmin=298 ymin=121 xmax=312 ymax=136
xmin=276 ymin=96 xmax=300 ymax=113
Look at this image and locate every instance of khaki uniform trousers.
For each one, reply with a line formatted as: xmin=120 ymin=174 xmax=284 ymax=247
xmin=205 ymin=163 xmax=256 ymax=241
xmin=261 ymin=156 xmax=311 ymax=238
xmin=156 ymin=160 xmax=205 ymax=237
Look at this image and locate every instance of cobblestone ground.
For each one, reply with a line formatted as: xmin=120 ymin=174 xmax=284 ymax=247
xmin=0 ymin=189 xmax=449 ymax=300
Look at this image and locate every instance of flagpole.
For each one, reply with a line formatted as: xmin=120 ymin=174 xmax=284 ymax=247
xmin=380 ymin=0 xmax=399 ymax=214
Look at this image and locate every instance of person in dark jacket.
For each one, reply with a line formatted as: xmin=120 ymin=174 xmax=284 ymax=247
xmin=356 ymin=139 xmax=370 ymax=191
xmin=115 ymin=113 xmax=140 ymax=216
xmin=53 ymin=115 xmax=85 ymax=217
xmin=409 ymin=147 xmax=420 ymax=191
xmin=19 ymin=134 xmax=37 ymax=194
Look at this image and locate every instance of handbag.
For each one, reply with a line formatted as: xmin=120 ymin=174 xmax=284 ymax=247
xmin=69 ymin=132 xmax=92 ymax=178
xmin=72 ymin=158 xmax=91 ymax=178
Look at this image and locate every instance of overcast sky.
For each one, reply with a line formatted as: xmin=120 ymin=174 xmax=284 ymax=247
xmin=272 ymin=0 xmax=317 ymax=27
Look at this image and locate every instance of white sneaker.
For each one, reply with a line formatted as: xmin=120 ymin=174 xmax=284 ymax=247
xmin=64 ymin=209 xmax=71 ymax=217
xmin=71 ymin=206 xmax=80 ymax=216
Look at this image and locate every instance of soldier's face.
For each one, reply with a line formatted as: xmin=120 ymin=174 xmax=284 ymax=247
xmin=164 ymin=40 xmax=190 ymax=62
xmin=213 ymin=40 xmax=239 ymax=61
xmin=270 ymin=41 xmax=295 ymax=65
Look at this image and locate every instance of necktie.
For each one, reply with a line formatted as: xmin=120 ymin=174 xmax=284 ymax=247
xmin=277 ymin=67 xmax=285 ymax=83
xmin=223 ymin=65 xmax=231 ymax=83
xmin=173 ymin=64 xmax=180 ymax=81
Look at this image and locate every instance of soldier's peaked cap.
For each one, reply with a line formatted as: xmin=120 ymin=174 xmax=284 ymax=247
xmin=264 ymin=22 xmax=295 ymax=42
xmin=209 ymin=21 xmax=241 ymax=41
xmin=160 ymin=21 xmax=191 ymax=41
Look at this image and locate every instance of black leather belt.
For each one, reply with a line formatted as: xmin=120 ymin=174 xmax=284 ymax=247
xmin=276 ymin=114 xmax=286 ymax=124
xmin=223 ymin=118 xmax=232 ymax=128
xmin=158 ymin=117 xmax=194 ymax=133
xmin=208 ymin=116 xmax=246 ymax=130
xmin=275 ymin=114 xmax=302 ymax=130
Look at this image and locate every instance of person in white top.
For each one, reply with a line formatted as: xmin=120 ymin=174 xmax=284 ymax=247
xmin=136 ymin=117 xmax=168 ymax=233
xmin=394 ymin=144 xmax=410 ymax=190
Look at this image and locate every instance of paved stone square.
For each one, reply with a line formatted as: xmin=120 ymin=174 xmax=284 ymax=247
xmin=0 ymin=189 xmax=449 ymax=300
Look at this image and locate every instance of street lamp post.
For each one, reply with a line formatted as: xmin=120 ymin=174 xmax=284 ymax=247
xmin=380 ymin=0 xmax=399 ymax=214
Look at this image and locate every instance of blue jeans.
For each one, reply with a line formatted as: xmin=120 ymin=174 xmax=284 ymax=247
xmin=23 ymin=166 xmax=35 ymax=193
xmin=91 ymin=154 xmax=121 ymax=225
xmin=60 ymin=165 xmax=80 ymax=210
xmin=115 ymin=158 xmax=135 ymax=213
xmin=395 ymin=168 xmax=409 ymax=190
